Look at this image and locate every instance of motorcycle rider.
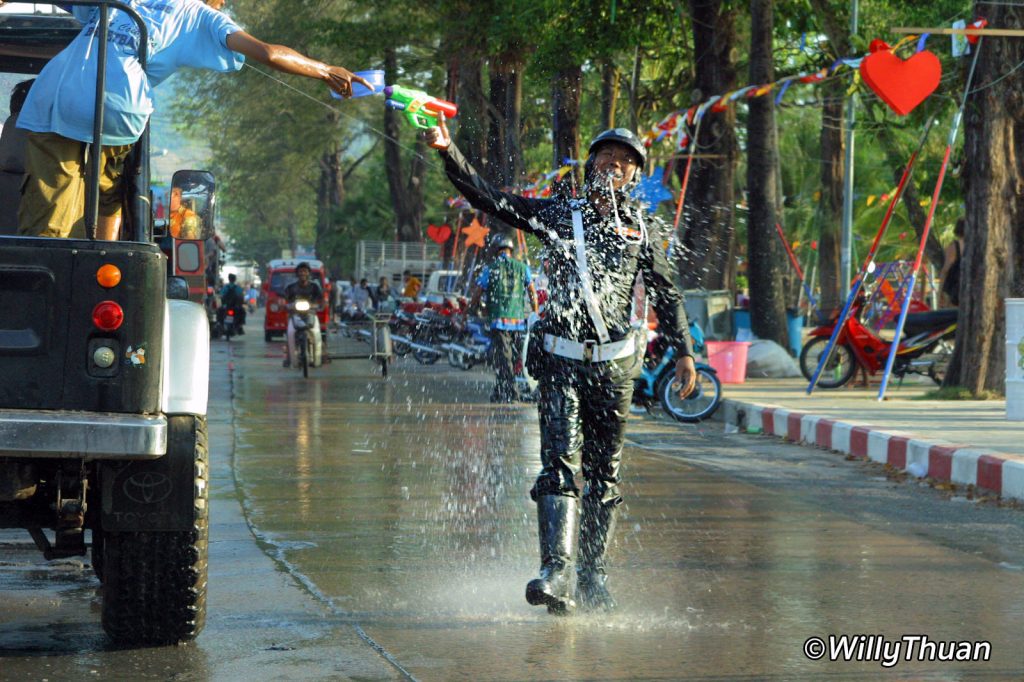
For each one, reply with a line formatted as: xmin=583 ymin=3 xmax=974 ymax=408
xmin=426 ymin=115 xmax=697 ymax=615
xmin=217 ymin=273 xmax=246 ymax=334
xmin=466 ymin=234 xmax=539 ymax=402
xmin=283 ymin=262 xmax=323 ymax=368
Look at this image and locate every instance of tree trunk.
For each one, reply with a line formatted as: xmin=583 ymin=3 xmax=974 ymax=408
xmin=316 ymin=145 xmax=343 ymax=260
xmin=455 ymin=49 xmax=488 ymax=172
xmin=600 ymin=59 xmax=620 ymax=129
xmin=551 ymin=64 xmax=583 ymax=197
xmin=816 ymin=82 xmax=844 ymax=315
xmin=487 ymin=53 xmax=524 ymax=187
xmin=746 ymin=0 xmax=787 ymax=346
xmin=383 ymin=48 xmax=427 ymax=242
xmin=628 ymin=47 xmax=642 ymax=130
xmin=680 ymin=0 xmax=737 ymax=291
xmin=945 ymin=11 xmax=1024 ymax=394
xmin=807 ymin=0 xmax=848 ymax=315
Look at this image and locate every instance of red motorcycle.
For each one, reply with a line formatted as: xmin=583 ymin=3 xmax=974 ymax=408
xmin=800 ymin=297 xmax=957 ymax=388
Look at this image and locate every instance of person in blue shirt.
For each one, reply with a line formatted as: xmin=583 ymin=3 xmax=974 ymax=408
xmin=16 ymin=0 xmax=371 ymax=240
xmin=467 ymin=233 xmax=539 ymax=403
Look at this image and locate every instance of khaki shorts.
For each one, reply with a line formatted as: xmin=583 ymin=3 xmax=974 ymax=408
xmin=18 ymin=132 xmax=132 ymax=238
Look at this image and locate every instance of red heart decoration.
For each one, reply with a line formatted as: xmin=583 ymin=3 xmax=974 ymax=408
xmin=860 ymin=48 xmax=942 ymax=117
xmin=427 ymin=224 xmax=452 ymax=244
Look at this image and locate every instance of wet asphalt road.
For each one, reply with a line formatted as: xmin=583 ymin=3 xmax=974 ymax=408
xmin=2 ymin=316 xmax=1024 ymax=680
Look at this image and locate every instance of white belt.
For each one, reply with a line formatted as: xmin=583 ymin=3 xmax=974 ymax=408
xmin=542 ymin=334 xmax=635 ymax=363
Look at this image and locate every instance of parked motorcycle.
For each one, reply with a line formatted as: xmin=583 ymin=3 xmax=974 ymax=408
xmin=409 ymin=308 xmax=453 ymax=365
xmin=444 ymin=316 xmax=491 ymax=370
xmin=388 ymin=309 xmax=418 ymax=357
xmin=800 ymin=297 xmax=957 ymax=388
xmin=633 ymin=322 xmax=722 ymax=423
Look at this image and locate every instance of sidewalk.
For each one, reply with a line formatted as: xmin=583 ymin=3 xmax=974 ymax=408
xmin=717 ymin=377 xmax=1024 ymax=502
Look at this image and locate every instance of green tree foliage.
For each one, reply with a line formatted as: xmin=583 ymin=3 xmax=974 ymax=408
xmin=173 ymin=0 xmax=982 ymax=305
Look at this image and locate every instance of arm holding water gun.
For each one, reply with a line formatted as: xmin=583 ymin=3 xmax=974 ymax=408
xmin=224 ymin=32 xmax=372 ymax=99
xmin=422 ymin=113 xmax=560 ymax=245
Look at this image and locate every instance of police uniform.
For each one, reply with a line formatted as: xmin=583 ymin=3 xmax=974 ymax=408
xmin=441 ymin=129 xmax=694 ymax=615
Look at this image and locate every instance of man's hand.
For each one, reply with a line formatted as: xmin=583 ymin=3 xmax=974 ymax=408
xmin=423 ymin=111 xmax=452 ymax=151
xmin=325 ymin=65 xmax=373 ymax=99
xmin=674 ymin=355 xmax=697 ymax=399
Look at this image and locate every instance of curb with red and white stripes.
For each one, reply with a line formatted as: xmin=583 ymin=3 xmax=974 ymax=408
xmin=721 ymin=399 xmax=1024 ymax=502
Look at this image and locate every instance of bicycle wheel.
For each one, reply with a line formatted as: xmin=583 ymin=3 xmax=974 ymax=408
xmin=800 ymin=337 xmax=857 ymax=388
xmin=657 ymin=367 xmax=722 ymax=423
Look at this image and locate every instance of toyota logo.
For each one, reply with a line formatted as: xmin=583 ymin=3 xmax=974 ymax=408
xmin=122 ymin=472 xmax=173 ymax=504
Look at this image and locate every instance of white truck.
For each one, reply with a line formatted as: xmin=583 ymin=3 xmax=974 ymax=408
xmin=355 ymin=240 xmax=443 ymax=289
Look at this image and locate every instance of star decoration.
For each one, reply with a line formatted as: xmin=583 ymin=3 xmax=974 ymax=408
xmin=462 ymin=218 xmax=490 ymax=248
xmin=632 ymin=167 xmax=675 ymax=214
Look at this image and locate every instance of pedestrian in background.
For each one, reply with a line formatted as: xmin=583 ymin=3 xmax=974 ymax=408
xmin=466 ymin=234 xmax=538 ymax=403
xmin=402 ymin=270 xmax=422 ymax=299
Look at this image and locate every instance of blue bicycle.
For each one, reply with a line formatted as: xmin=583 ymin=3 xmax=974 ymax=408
xmin=633 ymin=322 xmax=722 ymax=423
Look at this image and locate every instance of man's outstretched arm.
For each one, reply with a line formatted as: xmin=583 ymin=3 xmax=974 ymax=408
xmin=424 ymin=114 xmax=556 ymax=243
xmin=225 ymin=31 xmax=371 ymax=98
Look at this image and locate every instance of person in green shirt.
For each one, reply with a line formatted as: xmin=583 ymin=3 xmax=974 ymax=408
xmin=467 ymin=234 xmax=538 ymax=402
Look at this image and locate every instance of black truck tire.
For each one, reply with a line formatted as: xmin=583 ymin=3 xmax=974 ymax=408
xmin=100 ymin=415 xmax=209 ymax=645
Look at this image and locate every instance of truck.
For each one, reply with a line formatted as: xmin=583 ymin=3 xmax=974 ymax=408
xmin=355 ymin=239 xmax=443 ymax=290
xmin=0 ymin=4 xmax=212 ymax=645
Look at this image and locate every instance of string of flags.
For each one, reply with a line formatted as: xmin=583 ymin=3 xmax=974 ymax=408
xmin=438 ymin=17 xmax=990 ymax=240
xmin=642 ymin=18 xmax=986 ymax=152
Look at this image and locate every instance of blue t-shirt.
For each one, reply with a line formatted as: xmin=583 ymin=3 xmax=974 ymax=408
xmin=476 ymin=255 xmax=533 ymax=330
xmin=18 ymin=0 xmax=244 ymax=146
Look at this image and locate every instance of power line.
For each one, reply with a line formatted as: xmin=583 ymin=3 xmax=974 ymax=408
xmin=242 ymin=63 xmax=445 ymax=173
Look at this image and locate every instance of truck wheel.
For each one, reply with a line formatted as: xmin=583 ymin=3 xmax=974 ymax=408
xmin=264 ymin=331 xmax=274 ymax=343
xmin=101 ymin=415 xmax=209 ymax=645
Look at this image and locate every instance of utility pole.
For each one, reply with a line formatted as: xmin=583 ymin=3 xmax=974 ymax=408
xmin=840 ymin=0 xmax=859 ymax=297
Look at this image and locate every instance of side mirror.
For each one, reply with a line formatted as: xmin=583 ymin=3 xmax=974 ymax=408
xmin=167 ymin=276 xmax=190 ymax=301
xmin=169 ymin=170 xmax=216 ymax=241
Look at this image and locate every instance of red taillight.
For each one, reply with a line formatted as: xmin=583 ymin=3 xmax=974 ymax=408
xmin=92 ymin=301 xmax=124 ymax=331
xmin=227 ymin=309 xmax=235 ymax=316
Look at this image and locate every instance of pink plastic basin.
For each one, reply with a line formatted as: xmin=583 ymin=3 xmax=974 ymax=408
xmin=705 ymin=341 xmax=750 ymax=384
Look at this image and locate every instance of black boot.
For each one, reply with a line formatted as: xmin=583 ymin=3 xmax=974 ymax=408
xmin=576 ymin=495 xmax=618 ymax=612
xmin=525 ymin=495 xmax=578 ymax=615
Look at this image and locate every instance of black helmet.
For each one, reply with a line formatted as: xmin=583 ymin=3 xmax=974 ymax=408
xmin=492 ymin=232 xmax=515 ymax=252
xmin=587 ymin=127 xmax=647 ymax=171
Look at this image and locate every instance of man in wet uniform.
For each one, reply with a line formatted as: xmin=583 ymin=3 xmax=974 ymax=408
xmin=283 ymin=262 xmax=323 ymax=368
xmin=426 ymin=115 xmax=697 ymax=615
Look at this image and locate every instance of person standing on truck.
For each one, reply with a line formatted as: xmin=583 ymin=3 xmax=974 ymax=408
xmin=466 ymin=234 xmax=539 ymax=403
xmin=14 ymin=0 xmax=372 ymax=240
